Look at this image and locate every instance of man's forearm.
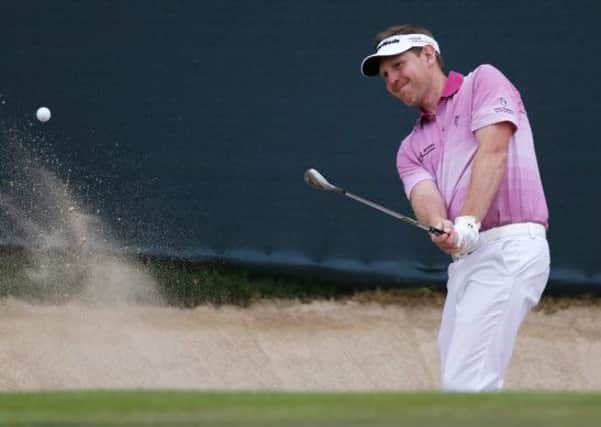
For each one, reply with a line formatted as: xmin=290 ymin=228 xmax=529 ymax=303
xmin=410 ymin=180 xmax=448 ymax=226
xmin=460 ymin=149 xmax=507 ymax=221
xmin=460 ymin=122 xmax=512 ymax=222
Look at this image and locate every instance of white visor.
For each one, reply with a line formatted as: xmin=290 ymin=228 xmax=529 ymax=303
xmin=360 ymin=33 xmax=441 ymax=77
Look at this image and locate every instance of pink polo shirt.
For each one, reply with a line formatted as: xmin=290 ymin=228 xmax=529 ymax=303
xmin=396 ymin=64 xmax=548 ymax=231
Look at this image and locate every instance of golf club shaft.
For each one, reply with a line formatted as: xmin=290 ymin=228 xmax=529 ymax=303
xmin=340 ymin=190 xmax=444 ymax=235
xmin=303 ymin=168 xmax=445 ymax=235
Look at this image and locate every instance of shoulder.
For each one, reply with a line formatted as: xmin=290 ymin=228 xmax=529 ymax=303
xmin=397 ymin=127 xmax=421 ymax=156
xmin=469 ymin=64 xmax=515 ymax=88
xmin=473 ymin=63 xmax=505 ymax=76
xmin=400 ymin=123 xmax=424 ymax=146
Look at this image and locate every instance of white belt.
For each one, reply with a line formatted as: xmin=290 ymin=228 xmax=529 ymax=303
xmin=453 ymin=222 xmax=546 ymax=260
xmin=479 ymin=222 xmax=546 ymax=245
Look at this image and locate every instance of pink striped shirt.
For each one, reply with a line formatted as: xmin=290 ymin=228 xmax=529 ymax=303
xmin=396 ymin=65 xmax=548 ymax=231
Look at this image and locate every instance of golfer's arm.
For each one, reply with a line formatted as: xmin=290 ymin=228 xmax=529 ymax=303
xmin=459 ymin=122 xmax=512 ymax=222
xmin=409 ymin=180 xmax=448 ymax=227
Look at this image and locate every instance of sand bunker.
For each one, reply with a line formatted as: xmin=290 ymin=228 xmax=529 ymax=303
xmin=1 ymin=298 xmax=599 ymax=391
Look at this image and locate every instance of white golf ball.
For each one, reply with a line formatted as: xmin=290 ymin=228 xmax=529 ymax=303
xmin=36 ymin=107 xmax=51 ymax=122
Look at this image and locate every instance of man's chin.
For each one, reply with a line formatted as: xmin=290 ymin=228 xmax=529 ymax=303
xmin=393 ymin=89 xmax=418 ymax=107
xmin=400 ymin=98 xmax=417 ymax=107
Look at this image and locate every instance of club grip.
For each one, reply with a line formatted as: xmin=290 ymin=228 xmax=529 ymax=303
xmin=428 ymin=226 xmax=445 ymax=236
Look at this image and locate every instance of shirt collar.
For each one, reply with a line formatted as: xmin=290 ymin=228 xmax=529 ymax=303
xmin=441 ymin=70 xmax=464 ymax=98
xmin=418 ymin=71 xmax=464 ymax=122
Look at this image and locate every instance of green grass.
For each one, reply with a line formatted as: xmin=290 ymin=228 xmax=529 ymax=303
xmin=149 ymin=259 xmax=353 ymax=307
xmin=0 ymin=391 xmax=600 ymax=427
xmin=0 ymin=251 xmax=599 ymax=309
xmin=0 ymin=251 xmax=363 ymax=306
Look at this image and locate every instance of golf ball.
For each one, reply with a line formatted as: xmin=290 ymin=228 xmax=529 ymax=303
xmin=36 ymin=107 xmax=51 ymax=122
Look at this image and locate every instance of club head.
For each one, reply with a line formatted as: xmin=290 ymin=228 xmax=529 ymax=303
xmin=304 ymin=168 xmax=339 ymax=192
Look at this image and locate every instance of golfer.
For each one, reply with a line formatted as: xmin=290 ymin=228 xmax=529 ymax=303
xmin=360 ymin=24 xmax=550 ymax=391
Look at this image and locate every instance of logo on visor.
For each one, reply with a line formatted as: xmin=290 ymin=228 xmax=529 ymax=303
xmin=377 ymin=38 xmax=400 ymax=50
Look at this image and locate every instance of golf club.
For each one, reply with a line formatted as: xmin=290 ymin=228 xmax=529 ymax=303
xmin=304 ymin=168 xmax=445 ymax=235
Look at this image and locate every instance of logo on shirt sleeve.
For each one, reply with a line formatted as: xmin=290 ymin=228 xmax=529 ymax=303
xmin=494 ymin=97 xmax=514 ymax=115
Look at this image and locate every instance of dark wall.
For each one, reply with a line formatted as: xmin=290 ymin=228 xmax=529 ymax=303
xmin=0 ymin=1 xmax=599 ymax=288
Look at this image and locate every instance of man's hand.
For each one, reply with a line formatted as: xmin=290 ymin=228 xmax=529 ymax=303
xmin=430 ymin=216 xmax=481 ymax=257
xmin=453 ymin=215 xmax=481 ymax=256
xmin=430 ymin=219 xmax=460 ymax=256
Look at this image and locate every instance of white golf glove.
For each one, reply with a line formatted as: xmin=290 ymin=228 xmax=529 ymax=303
xmin=453 ymin=216 xmax=481 ymax=257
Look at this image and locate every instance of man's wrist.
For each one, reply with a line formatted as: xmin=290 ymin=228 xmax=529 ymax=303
xmin=455 ymin=216 xmax=481 ymax=231
xmin=453 ymin=216 xmax=481 ymax=255
xmin=457 ymin=213 xmax=482 ymax=225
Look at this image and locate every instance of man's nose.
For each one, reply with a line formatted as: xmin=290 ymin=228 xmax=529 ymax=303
xmin=386 ymin=72 xmax=399 ymax=91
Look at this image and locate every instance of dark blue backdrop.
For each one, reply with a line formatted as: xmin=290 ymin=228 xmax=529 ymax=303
xmin=0 ymin=0 xmax=599 ymax=289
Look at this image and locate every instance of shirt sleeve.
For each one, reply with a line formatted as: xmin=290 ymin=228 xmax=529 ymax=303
xmin=396 ymin=137 xmax=435 ymax=200
xmin=470 ymin=64 xmax=521 ymax=132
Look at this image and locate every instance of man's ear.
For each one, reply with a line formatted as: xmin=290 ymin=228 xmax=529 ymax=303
xmin=422 ymin=45 xmax=437 ymax=66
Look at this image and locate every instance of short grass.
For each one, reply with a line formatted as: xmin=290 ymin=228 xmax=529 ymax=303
xmin=0 ymin=391 xmax=600 ymax=427
xmin=1 ymin=250 xmax=600 ymax=309
xmin=0 ymin=250 xmax=423 ymax=307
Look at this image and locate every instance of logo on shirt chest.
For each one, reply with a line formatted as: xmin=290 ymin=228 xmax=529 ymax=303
xmin=418 ymin=143 xmax=436 ymax=163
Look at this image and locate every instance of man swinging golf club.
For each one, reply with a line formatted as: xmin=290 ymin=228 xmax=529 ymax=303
xmin=360 ymin=24 xmax=550 ymax=391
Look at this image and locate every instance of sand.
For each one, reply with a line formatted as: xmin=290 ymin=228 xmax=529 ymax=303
xmin=0 ymin=298 xmax=599 ymax=391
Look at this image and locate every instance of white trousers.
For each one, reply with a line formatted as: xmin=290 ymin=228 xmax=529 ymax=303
xmin=438 ymin=223 xmax=550 ymax=391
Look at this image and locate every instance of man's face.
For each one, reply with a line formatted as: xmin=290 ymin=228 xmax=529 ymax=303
xmin=379 ymin=50 xmax=431 ymax=107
